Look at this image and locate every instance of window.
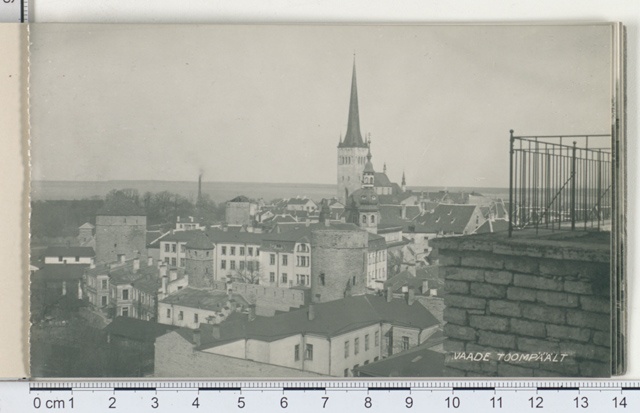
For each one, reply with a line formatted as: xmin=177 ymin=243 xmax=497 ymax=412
xmin=248 ymin=247 xmax=253 ymax=256
xmin=58 ymin=256 xmax=63 ymax=262
xmin=194 ymin=313 xmax=199 ymax=324
xmin=344 ymin=369 xmax=349 ymax=377
xmin=171 ymin=258 xmax=177 ymax=266
xmin=122 ymin=307 xmax=129 ymax=317
xmin=374 ymin=356 xmax=379 ymax=362
xmin=282 ymin=255 xmax=288 ymax=266
xmin=282 ymin=273 xmax=288 ymax=284
xmin=247 ymin=261 xmax=253 ymax=272
xmin=166 ymin=309 xmax=171 ymax=318
xmin=305 ymin=344 xmax=313 ymax=360
xmin=344 ymin=341 xmax=349 ymax=358
xmin=101 ymin=280 xmax=108 ymax=290
xmin=294 ymin=345 xmax=300 ymax=362
xmin=365 ymin=334 xmax=370 ymax=351
xmin=402 ymin=336 xmax=410 ymax=351
xmin=165 ymin=257 xmax=170 ymax=264
xmin=230 ymin=247 xmax=236 ymax=255
xmin=230 ymin=261 xmax=236 ymax=270
xmin=164 ymin=244 xmax=170 ymax=252
xmin=178 ymin=311 xmax=184 ymax=321
xmin=364 ymin=360 xmax=369 ymax=365
xmin=172 ymin=244 xmax=176 ymax=253
xmin=269 ymin=272 xmax=275 ymax=282
xmin=270 ymin=254 xmax=276 ymax=265
xmin=320 ymin=273 xmax=325 ymax=286
xmin=362 ymin=215 xmax=367 ymax=224
xmin=297 ymin=256 xmax=309 ymax=267
xmin=256 ymin=248 xmax=260 ymax=256
xmin=180 ymin=244 xmax=185 ymax=253
xmin=101 ymin=296 xmax=107 ymax=306
xmin=375 ymin=331 xmax=379 ymax=347
xmin=355 ymin=338 xmax=360 ymax=355
xmin=75 ymin=256 xmax=80 ymax=262
xmin=297 ymin=244 xmax=309 ymax=253
xmin=221 ymin=260 xmax=226 ymax=269
xmin=222 ymin=246 xmax=227 ymax=255
xmin=239 ymin=261 xmax=245 ymax=271
xmin=240 ymin=247 xmax=245 ymax=256
xmin=371 ymin=215 xmax=376 ymax=224
xmin=122 ymin=289 xmax=129 ymax=300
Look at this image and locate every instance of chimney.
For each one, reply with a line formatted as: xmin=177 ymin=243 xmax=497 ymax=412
xmin=147 ymin=256 xmax=153 ymax=267
xmin=422 ymin=279 xmax=429 ymax=295
xmin=307 ymin=304 xmax=315 ymax=321
xmin=169 ymin=269 xmax=178 ymax=281
xmin=159 ymin=264 xmax=168 ymax=277
xmin=193 ymin=329 xmax=201 ymax=347
xmin=177 ymin=215 xmax=181 ymax=223
xmin=406 ymin=286 xmax=416 ymax=306
xmin=133 ymin=258 xmax=140 ymax=273
xmin=161 ymin=275 xmax=168 ymax=295
xmin=90 ymin=260 xmax=96 ymax=269
xmin=119 ymin=254 xmax=126 ymax=263
xmin=386 ymin=287 xmax=393 ymax=302
xmin=401 ymin=204 xmax=407 ymax=220
xmin=248 ymin=304 xmax=256 ymax=321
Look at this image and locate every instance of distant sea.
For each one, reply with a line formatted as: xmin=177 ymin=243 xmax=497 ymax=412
xmin=31 ymin=180 xmax=509 ymax=204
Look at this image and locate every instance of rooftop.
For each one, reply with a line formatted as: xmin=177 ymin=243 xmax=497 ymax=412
xmin=104 ymin=316 xmax=178 ymax=342
xmin=44 ymin=246 xmax=95 ymax=258
xmin=354 ymin=341 xmax=445 ymax=377
xmin=416 ymin=204 xmax=479 ymax=234
xmin=32 ymin=264 xmax=87 ymax=282
xmin=199 ymin=294 xmax=439 ymax=349
xmin=96 ymin=197 xmax=146 ymax=216
xmin=160 ymin=287 xmax=250 ymax=312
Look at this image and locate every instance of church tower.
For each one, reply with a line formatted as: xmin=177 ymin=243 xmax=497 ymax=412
xmin=345 ymin=146 xmax=380 ymax=234
xmin=337 ymin=57 xmax=369 ymax=204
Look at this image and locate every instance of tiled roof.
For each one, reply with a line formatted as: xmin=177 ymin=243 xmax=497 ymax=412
xmin=287 ymin=198 xmax=315 ymax=205
xmin=146 ymin=231 xmax=163 ymax=245
xmin=379 ymin=205 xmax=420 ymax=226
xmin=200 ymin=294 xmax=439 ymax=348
xmin=44 ymin=246 xmax=95 ymax=258
xmin=415 ymin=204 xmax=479 ymax=234
xmin=368 ymin=233 xmax=387 ymax=251
xmin=104 ymin=317 xmax=177 ymax=342
xmin=354 ymin=341 xmax=445 ymax=377
xmin=160 ymin=287 xmax=249 ymax=312
xmin=160 ymin=230 xmax=208 ymax=244
xmin=476 ymin=219 xmax=510 ymax=234
xmin=185 ymin=232 xmax=215 ymax=250
xmin=79 ymin=222 xmax=95 ymax=229
xmin=132 ymin=276 xmax=162 ymax=295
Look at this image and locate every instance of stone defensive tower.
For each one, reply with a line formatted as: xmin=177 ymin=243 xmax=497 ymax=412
xmin=185 ymin=233 xmax=215 ymax=288
xmin=95 ymin=197 xmax=147 ymax=264
xmin=310 ymin=226 xmax=368 ymax=303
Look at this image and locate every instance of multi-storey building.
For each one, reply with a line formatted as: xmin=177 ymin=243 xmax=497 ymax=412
xmin=207 ymin=229 xmax=263 ymax=282
xmin=260 ymin=226 xmax=312 ymax=288
xmin=43 ymin=246 xmax=95 ymax=265
xmin=155 ymin=294 xmax=440 ymax=377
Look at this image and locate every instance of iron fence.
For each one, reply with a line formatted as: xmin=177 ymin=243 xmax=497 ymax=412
xmin=508 ymin=130 xmax=612 ymax=237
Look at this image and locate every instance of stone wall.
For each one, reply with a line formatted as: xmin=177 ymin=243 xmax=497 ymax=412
xmin=211 ymin=280 xmax=308 ymax=313
xmin=154 ymin=331 xmax=325 ymax=377
xmin=310 ymin=228 xmax=367 ymax=303
xmin=432 ymin=232 xmax=611 ymax=377
xmin=95 ymin=215 xmax=147 ymax=264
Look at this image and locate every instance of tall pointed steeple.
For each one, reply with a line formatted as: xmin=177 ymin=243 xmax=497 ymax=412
xmin=340 ymin=56 xmax=367 ymax=148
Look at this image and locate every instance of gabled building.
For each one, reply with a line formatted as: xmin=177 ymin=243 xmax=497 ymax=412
xmin=155 ymin=294 xmax=440 ymax=377
xmin=43 ymin=246 xmax=95 ymax=265
xmin=260 ymin=226 xmax=312 ymax=288
xmin=285 ymin=198 xmax=318 ymax=213
xmin=415 ymin=204 xmax=486 ymax=237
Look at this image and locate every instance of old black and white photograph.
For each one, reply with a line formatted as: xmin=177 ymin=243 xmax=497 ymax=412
xmin=28 ymin=23 xmax=616 ymax=378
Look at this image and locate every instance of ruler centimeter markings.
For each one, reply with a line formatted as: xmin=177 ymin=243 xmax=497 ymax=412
xmin=4 ymin=380 xmax=639 ymax=412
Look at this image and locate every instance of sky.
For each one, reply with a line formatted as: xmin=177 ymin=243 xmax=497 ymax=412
xmin=29 ymin=24 xmax=613 ymax=188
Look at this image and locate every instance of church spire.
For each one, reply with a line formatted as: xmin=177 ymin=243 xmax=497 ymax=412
xmin=340 ymin=56 xmax=366 ymax=148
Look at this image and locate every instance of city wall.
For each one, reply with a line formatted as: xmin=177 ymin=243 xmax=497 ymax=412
xmin=432 ymin=232 xmax=611 ymax=377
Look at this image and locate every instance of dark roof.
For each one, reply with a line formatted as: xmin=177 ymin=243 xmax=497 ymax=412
xmin=132 ymin=276 xmax=162 ymax=295
xmin=354 ymin=342 xmax=445 ymax=377
xmin=416 ymin=204 xmax=479 ymax=234
xmin=338 ymin=60 xmax=367 ymax=148
xmin=379 ymin=205 xmax=420 ymax=226
xmin=44 ymin=246 xmax=95 ymax=258
xmin=185 ymin=232 xmax=215 ymax=250
xmin=146 ymin=231 xmax=163 ymax=245
xmin=205 ymin=228 xmax=264 ymax=245
xmin=201 ymin=294 xmax=439 ymax=349
xmin=287 ymin=198 xmax=315 ymax=205
xmin=160 ymin=287 xmax=249 ymax=312
xmin=373 ymin=172 xmax=393 ymax=188
xmin=348 ymin=188 xmax=379 ymax=210
xmin=229 ymin=195 xmax=250 ymax=203
xmin=368 ymin=233 xmax=387 ymax=251
xmin=32 ymin=264 xmax=86 ymax=282
xmin=384 ymin=267 xmax=442 ymax=293
xmin=104 ymin=317 xmax=177 ymax=342
xmin=79 ymin=222 xmax=95 ymax=229
xmin=476 ymin=219 xmax=510 ymax=234
xmin=97 ymin=197 xmax=146 ymax=216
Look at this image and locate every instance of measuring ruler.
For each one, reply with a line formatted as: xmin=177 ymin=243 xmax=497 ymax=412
xmin=0 ymin=0 xmax=26 ymax=22
xmin=0 ymin=380 xmax=637 ymax=412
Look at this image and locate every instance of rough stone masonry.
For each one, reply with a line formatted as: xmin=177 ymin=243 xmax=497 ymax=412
xmin=431 ymin=231 xmax=611 ymax=377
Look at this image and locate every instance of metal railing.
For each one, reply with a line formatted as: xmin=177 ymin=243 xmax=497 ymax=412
xmin=508 ymin=130 xmax=612 ymax=237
